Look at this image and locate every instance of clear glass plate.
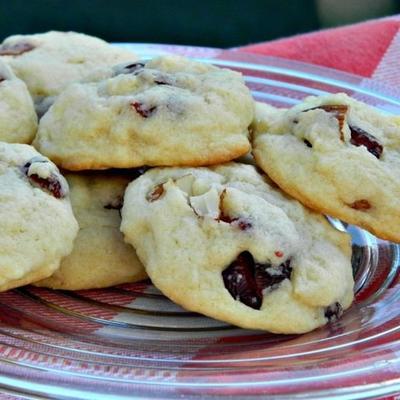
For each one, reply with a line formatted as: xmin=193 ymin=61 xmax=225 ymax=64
xmin=1 ymin=45 xmax=400 ymax=399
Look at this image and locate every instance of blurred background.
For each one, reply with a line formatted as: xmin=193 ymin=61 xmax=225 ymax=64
xmin=0 ymin=0 xmax=398 ymax=46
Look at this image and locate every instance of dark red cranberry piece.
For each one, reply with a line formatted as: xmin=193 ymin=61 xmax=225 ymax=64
xmin=236 ymin=219 xmax=252 ymax=231
xmin=305 ymin=104 xmax=348 ymax=141
xmin=349 ymin=199 xmax=371 ymax=211
xmin=349 ymin=125 xmax=383 ymax=159
xmin=131 ymin=101 xmax=157 ymax=118
xmin=222 ymin=252 xmax=292 ymax=310
xmin=0 ymin=42 xmax=35 ymax=56
xmin=28 ymin=174 xmax=64 ymax=198
xmin=222 ymin=252 xmax=262 ymax=309
xmin=22 ymin=160 xmax=66 ymax=199
xmin=254 ymin=259 xmax=292 ymax=292
xmin=325 ymin=302 xmax=343 ymax=322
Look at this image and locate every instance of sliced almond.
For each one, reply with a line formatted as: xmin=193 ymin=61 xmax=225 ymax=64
xmin=189 ymin=188 xmax=220 ymax=218
xmin=174 ymin=174 xmax=195 ymax=195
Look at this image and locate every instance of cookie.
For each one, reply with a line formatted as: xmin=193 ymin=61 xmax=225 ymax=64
xmin=33 ymin=55 xmax=254 ymax=170
xmin=0 ymin=142 xmax=78 ymax=291
xmin=0 ymin=31 xmax=137 ymax=107
xmin=35 ymin=171 xmax=147 ymax=290
xmin=120 ymin=163 xmax=353 ymax=334
xmin=252 ymin=94 xmax=400 ymax=243
xmin=0 ymin=60 xmax=37 ymax=143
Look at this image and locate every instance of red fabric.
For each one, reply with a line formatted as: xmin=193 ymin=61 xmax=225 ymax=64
xmin=240 ymin=18 xmax=400 ymax=77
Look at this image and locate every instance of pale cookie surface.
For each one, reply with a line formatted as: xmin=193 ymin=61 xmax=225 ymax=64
xmin=33 ymin=55 xmax=254 ymax=170
xmin=36 ymin=171 xmax=147 ymax=290
xmin=0 ymin=60 xmax=37 ymax=143
xmin=0 ymin=31 xmax=136 ymax=105
xmin=0 ymin=142 xmax=78 ymax=291
xmin=121 ymin=163 xmax=353 ymax=334
xmin=252 ymin=94 xmax=400 ymax=243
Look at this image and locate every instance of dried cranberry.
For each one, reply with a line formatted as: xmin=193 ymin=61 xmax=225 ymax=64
xmin=325 ymin=302 xmax=343 ymax=322
xmin=28 ymin=174 xmax=64 ymax=198
xmin=0 ymin=42 xmax=35 ymax=56
xmin=222 ymin=252 xmax=262 ymax=309
xmin=146 ymin=183 xmax=164 ymax=202
xmin=349 ymin=125 xmax=383 ymax=159
xmin=22 ymin=160 xmax=66 ymax=199
xmin=349 ymin=199 xmax=371 ymax=211
xmin=305 ymin=104 xmax=348 ymax=141
xmin=131 ymin=101 xmax=157 ymax=118
xmin=236 ymin=219 xmax=252 ymax=231
xmin=222 ymin=251 xmax=292 ymax=310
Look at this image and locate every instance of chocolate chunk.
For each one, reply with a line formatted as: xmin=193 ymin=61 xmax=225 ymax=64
xmin=146 ymin=183 xmax=164 ymax=202
xmin=254 ymin=259 xmax=292 ymax=292
xmin=325 ymin=302 xmax=343 ymax=322
xmin=303 ymin=139 xmax=313 ymax=148
xmin=0 ymin=42 xmax=35 ymax=56
xmin=349 ymin=125 xmax=383 ymax=159
xmin=222 ymin=251 xmax=292 ymax=310
xmin=131 ymin=101 xmax=157 ymax=118
xmin=222 ymin=252 xmax=262 ymax=309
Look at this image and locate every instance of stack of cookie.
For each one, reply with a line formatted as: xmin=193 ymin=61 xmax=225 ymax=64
xmin=1 ymin=31 xmax=394 ymax=334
